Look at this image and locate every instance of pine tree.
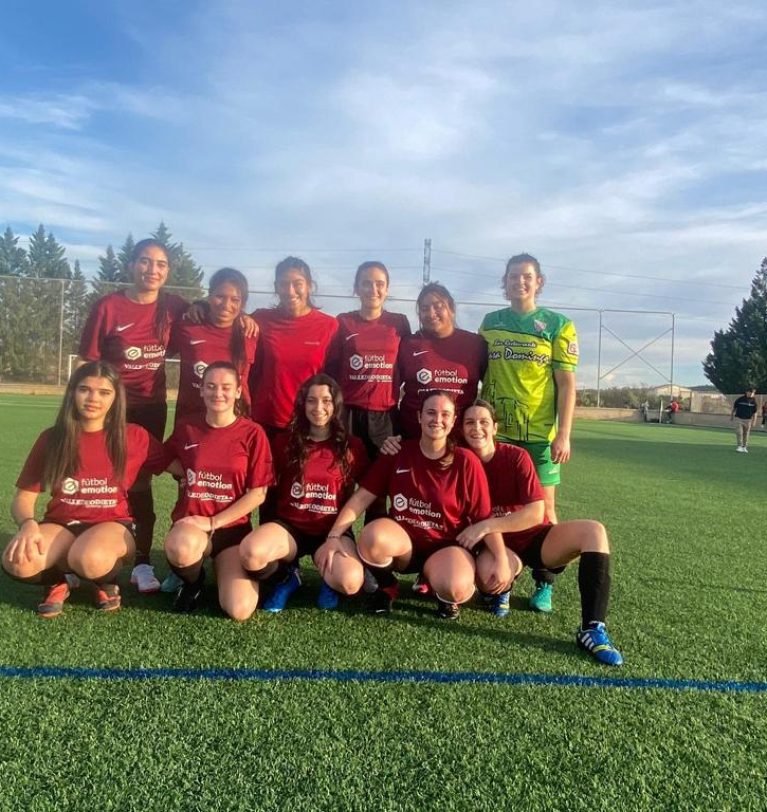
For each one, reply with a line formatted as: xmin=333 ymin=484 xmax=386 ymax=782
xmin=66 ymin=260 xmax=89 ymax=354
xmin=116 ymin=233 xmax=136 ymax=281
xmin=0 ymin=226 xmax=28 ymax=276
xmin=703 ymin=258 xmax=767 ymax=393
xmin=151 ymin=221 xmax=203 ymax=298
xmin=23 ymin=226 xmax=71 ymax=380
xmin=91 ymin=244 xmax=124 ymax=301
xmin=26 ymin=225 xmax=71 ymax=279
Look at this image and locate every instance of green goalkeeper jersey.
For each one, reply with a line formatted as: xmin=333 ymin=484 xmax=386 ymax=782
xmin=480 ymin=306 xmax=578 ymax=443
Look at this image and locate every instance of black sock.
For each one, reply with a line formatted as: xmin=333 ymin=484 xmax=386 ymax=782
xmin=128 ymin=489 xmax=155 ymax=565
xmin=8 ymin=566 xmax=66 ymax=586
xmin=367 ymin=565 xmax=397 ymax=590
xmin=578 ymin=552 xmax=611 ymax=628
xmin=170 ymin=561 xmax=204 ymax=585
xmin=533 ymin=568 xmax=556 ymax=586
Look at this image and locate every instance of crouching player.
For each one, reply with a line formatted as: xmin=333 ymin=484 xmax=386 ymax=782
xmin=239 ymin=374 xmax=369 ymax=612
xmin=458 ymin=399 xmax=623 ymax=665
xmin=160 ymin=361 xmax=274 ymax=619
xmin=326 ymin=390 xmax=509 ymax=619
xmin=3 ymin=362 xmax=164 ymax=616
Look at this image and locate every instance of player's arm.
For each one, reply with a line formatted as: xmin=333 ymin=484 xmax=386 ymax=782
xmin=7 ymin=489 xmax=45 ymax=564
xmin=551 ymin=368 xmax=576 ymax=464
xmin=326 ymin=487 xmax=377 ymax=538
xmin=457 ymin=500 xmax=545 ymax=545
xmin=176 ymin=486 xmax=268 ymax=533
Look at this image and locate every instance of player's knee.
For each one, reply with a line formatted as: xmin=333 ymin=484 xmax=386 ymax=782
xmin=165 ymin=536 xmax=200 ymax=568
xmin=221 ymin=593 xmax=257 ymax=622
xmin=582 ymin=520 xmax=610 ymax=553
xmin=69 ymin=545 xmax=114 ymax=579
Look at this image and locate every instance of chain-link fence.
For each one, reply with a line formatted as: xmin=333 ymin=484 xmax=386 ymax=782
xmin=1 ymin=275 xmax=678 ymax=397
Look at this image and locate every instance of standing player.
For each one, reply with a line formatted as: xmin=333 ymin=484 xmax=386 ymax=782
xmin=248 ymin=257 xmax=338 ymax=438
xmin=169 ymin=267 xmax=258 ymax=426
xmin=161 ymin=362 xmax=274 ymax=618
xmin=327 ymin=261 xmax=410 ymax=520
xmin=326 ymin=391 xmax=509 ymax=619
xmin=239 ymin=374 xmax=368 ymax=612
xmin=458 ymin=400 xmax=623 ymax=665
xmin=78 ymin=238 xmax=188 ymax=593
xmin=3 ymin=362 xmax=164 ymax=616
xmin=731 ymin=387 xmax=757 ymax=452
xmin=397 ymin=283 xmax=486 ymax=439
xmin=479 ymin=254 xmax=577 ymax=613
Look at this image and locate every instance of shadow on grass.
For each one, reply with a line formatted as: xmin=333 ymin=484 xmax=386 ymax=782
xmin=638 ymin=574 xmax=767 ymax=595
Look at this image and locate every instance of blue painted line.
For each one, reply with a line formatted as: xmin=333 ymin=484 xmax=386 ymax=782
xmin=1 ymin=665 xmax=765 ymax=694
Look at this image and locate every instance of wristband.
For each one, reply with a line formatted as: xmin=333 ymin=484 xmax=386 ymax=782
xmin=327 ymin=532 xmax=341 ymax=539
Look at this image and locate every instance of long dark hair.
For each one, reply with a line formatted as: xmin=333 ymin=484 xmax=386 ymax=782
xmin=201 ymin=360 xmax=248 ymax=418
xmin=287 ymin=374 xmax=351 ymax=481
xmin=419 ymin=389 xmax=457 ymax=469
xmin=130 ymin=238 xmax=173 ymax=345
xmin=207 ymin=267 xmax=249 ymax=376
xmin=274 ymin=256 xmax=317 ymax=310
xmin=42 ymin=361 xmax=127 ymax=490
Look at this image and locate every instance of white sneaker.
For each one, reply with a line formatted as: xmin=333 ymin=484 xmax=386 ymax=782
xmin=743 ymin=447 xmax=749 ymax=453
xmin=131 ymin=563 xmax=161 ymax=593
xmin=736 ymin=446 xmax=745 ymax=453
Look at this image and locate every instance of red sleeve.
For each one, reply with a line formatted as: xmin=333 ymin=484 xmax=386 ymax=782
xmin=360 ymin=451 xmax=395 ymax=497
xmin=464 ymin=453 xmax=492 ymax=523
xmin=78 ymin=299 xmax=107 ymax=360
xmin=348 ymin=436 xmax=371 ymax=482
xmin=16 ymin=430 xmax=52 ymax=492
xmin=247 ymin=425 xmax=275 ymax=489
xmin=322 ymin=316 xmax=340 ymax=370
xmin=397 ymin=313 xmax=412 ymax=338
xmin=166 ymin=321 xmax=182 ymax=358
xmin=512 ymin=447 xmax=544 ymax=504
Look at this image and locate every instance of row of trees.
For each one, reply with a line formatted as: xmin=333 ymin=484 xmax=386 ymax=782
xmin=0 ymin=223 xmax=203 ymax=382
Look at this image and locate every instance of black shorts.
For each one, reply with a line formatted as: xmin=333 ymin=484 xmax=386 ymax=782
xmin=46 ymin=519 xmax=136 ymax=539
xmin=210 ymin=524 xmax=252 ymax=558
xmin=515 ymin=526 xmax=566 ymax=574
xmin=398 ymin=540 xmax=462 ymax=575
xmin=268 ymin=518 xmax=354 ymax=561
xmin=347 ymin=406 xmax=399 ymax=459
xmin=127 ymin=402 xmax=168 ymax=441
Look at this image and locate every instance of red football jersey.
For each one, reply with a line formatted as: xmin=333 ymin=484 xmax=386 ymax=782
xmin=482 ymin=442 xmax=550 ymax=553
xmin=79 ymin=291 xmax=189 ymax=406
xmin=168 ymin=320 xmax=258 ymax=423
xmin=361 ymin=439 xmax=492 ymax=553
xmin=163 ymin=416 xmax=274 ymax=527
xmin=271 ymin=434 xmax=369 ymax=535
xmin=17 ymin=424 xmax=164 ymax=524
xmin=328 ymin=311 xmax=411 ymax=411
xmin=397 ymin=329 xmax=487 ymax=438
xmin=249 ymin=308 xmax=338 ymax=429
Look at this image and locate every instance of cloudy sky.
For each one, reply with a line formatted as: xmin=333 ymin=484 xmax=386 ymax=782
xmin=2 ymin=0 xmax=767 ymax=389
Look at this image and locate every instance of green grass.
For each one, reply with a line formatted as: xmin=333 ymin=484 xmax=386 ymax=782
xmin=1 ymin=395 xmax=766 ymax=811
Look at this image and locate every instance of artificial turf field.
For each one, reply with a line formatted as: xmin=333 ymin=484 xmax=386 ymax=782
xmin=0 ymin=394 xmax=765 ymax=811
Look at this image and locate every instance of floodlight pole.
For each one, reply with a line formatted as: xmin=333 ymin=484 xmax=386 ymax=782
xmin=57 ymin=279 xmax=65 ymax=387
xmin=423 ymin=238 xmax=432 ymax=285
xmin=596 ymin=310 xmax=603 ymax=408
xmin=670 ymin=313 xmax=676 ymax=398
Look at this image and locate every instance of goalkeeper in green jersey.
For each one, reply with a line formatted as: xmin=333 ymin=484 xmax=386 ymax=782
xmin=479 ymin=254 xmax=578 ymax=613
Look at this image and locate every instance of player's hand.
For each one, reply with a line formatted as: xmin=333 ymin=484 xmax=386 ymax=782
xmin=7 ymin=520 xmax=46 ymax=564
xmin=485 ymin=553 xmax=512 ymax=594
xmin=456 ymin=522 xmax=487 ymax=549
xmin=379 ymin=435 xmax=402 ymax=456
xmin=175 ymin=515 xmax=214 ymax=533
xmin=316 ymin=536 xmax=348 ymax=578
xmin=184 ymin=301 xmax=208 ymax=324
xmin=550 ymin=434 xmax=571 ymax=464
xmin=240 ymin=314 xmax=259 ymax=339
